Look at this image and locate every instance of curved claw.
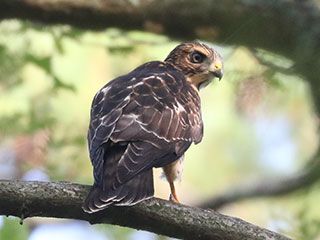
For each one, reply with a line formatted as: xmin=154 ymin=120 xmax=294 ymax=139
xmin=169 ymin=193 xmax=179 ymax=203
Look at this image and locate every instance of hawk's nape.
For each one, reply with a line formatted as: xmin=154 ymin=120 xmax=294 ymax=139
xmin=83 ymin=42 xmax=223 ymax=213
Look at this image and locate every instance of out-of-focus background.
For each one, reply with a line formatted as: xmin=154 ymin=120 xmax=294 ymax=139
xmin=0 ymin=18 xmax=319 ymax=240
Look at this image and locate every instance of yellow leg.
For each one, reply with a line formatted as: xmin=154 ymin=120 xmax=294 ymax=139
xmin=169 ymin=181 xmax=179 ymax=203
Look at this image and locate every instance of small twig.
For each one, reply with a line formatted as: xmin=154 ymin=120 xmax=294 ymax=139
xmin=249 ymin=48 xmax=296 ymax=75
xmin=200 ymin=153 xmax=320 ymax=210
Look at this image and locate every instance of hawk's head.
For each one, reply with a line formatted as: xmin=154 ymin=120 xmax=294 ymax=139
xmin=165 ymin=42 xmax=223 ymax=89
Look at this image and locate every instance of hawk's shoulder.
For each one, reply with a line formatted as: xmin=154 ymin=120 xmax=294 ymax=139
xmin=112 ymin=61 xmax=203 ymax=144
xmin=88 ymin=61 xmax=203 ymax=162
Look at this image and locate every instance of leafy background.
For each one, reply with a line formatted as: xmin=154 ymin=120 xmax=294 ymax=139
xmin=0 ymin=19 xmax=319 ymax=239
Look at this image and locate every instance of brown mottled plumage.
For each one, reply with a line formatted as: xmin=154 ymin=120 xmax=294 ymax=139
xmin=83 ymin=42 xmax=223 ymax=213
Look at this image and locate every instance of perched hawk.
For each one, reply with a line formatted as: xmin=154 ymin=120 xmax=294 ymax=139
xmin=83 ymin=42 xmax=223 ymax=213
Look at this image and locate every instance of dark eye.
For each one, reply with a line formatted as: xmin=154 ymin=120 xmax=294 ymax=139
xmin=190 ymin=51 xmax=205 ymax=63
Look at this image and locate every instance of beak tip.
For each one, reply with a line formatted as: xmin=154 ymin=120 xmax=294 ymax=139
xmin=212 ymin=69 xmax=223 ymax=80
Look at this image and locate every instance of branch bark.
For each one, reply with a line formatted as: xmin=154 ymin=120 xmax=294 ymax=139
xmin=0 ymin=180 xmax=291 ymax=240
xmin=0 ymin=0 xmax=319 ymax=59
xmin=1 ymin=0 xmax=320 ymax=113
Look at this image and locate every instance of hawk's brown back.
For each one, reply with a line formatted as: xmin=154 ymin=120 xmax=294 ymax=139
xmin=82 ymin=42 xmax=222 ymax=213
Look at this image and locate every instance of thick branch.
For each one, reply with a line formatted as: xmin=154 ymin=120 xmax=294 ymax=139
xmin=0 ymin=180 xmax=290 ymax=240
xmin=0 ymin=0 xmax=319 ymax=56
xmin=1 ymin=0 xmax=320 ymax=107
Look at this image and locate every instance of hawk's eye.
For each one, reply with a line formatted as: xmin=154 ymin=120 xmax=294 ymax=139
xmin=190 ymin=51 xmax=205 ymax=63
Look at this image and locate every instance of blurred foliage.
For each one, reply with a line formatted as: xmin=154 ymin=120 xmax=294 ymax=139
xmin=0 ymin=19 xmax=319 ymax=239
xmin=96 ymin=224 xmax=136 ymax=240
xmin=0 ymin=217 xmax=29 ymax=240
xmin=296 ymin=207 xmax=320 ymax=239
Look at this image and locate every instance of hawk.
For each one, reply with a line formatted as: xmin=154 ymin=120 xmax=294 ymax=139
xmin=83 ymin=42 xmax=223 ymax=213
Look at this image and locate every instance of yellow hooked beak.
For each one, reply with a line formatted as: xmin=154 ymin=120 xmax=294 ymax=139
xmin=209 ymin=61 xmax=223 ymax=80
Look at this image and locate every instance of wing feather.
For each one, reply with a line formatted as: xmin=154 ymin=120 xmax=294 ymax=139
xmin=88 ymin=61 xmax=203 ymax=190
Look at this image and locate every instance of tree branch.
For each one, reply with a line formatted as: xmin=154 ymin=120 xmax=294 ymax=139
xmin=200 ymin=153 xmax=320 ymax=209
xmin=0 ymin=180 xmax=291 ymax=240
xmin=0 ymin=0 xmax=319 ymax=57
xmin=1 ymin=0 xmax=320 ymax=107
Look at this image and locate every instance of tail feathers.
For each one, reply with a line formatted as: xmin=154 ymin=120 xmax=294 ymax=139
xmin=82 ymin=169 xmax=154 ymax=213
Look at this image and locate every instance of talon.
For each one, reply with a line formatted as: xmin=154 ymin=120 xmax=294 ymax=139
xmin=169 ymin=193 xmax=179 ymax=203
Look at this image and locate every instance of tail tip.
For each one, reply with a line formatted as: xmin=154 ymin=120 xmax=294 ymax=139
xmin=82 ymin=185 xmax=105 ymax=214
